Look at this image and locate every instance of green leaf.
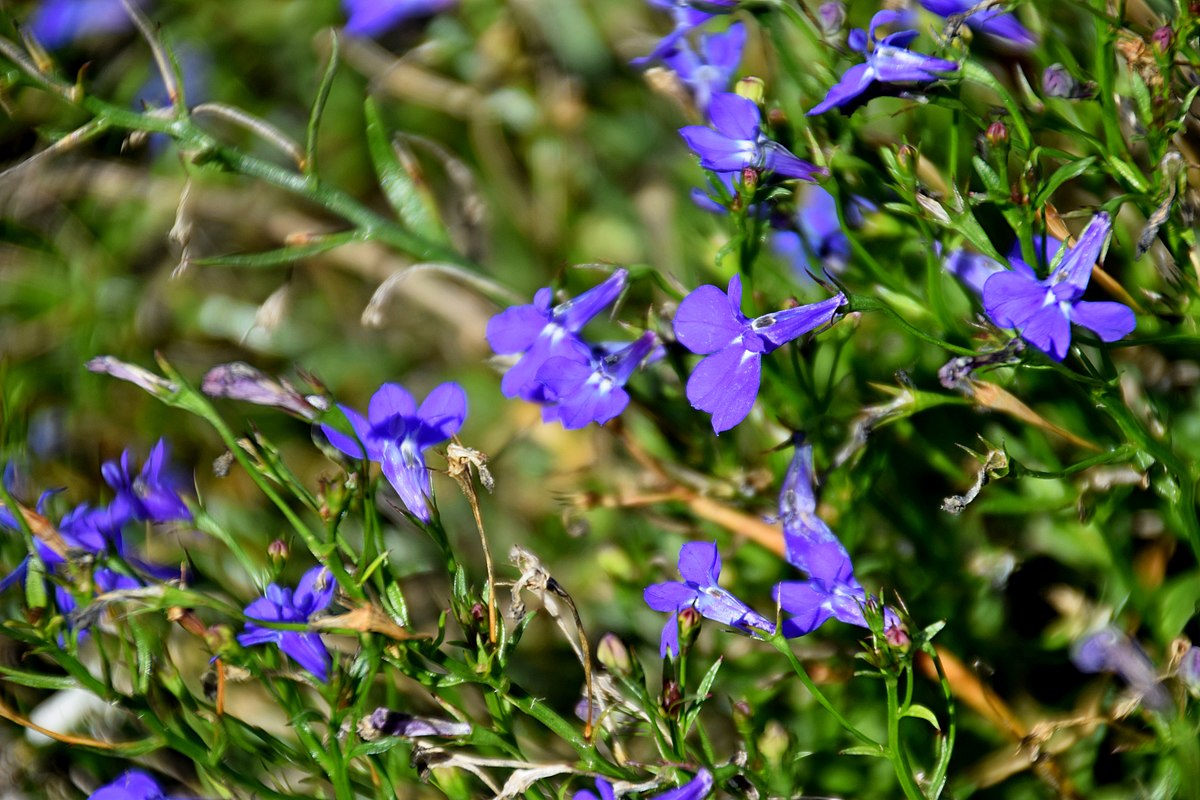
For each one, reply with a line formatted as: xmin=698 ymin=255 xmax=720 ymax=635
xmin=682 ymin=656 xmax=723 ymax=734
xmin=1033 ymin=157 xmax=1097 ymax=208
xmin=192 ymin=231 xmax=363 ymax=269
xmin=363 ymin=97 xmax=446 ymax=242
xmin=901 ymin=703 xmax=942 ymax=730
xmin=972 ymin=156 xmax=1003 ymax=195
xmin=1155 ymin=575 xmax=1200 ymax=641
xmin=0 ymin=664 xmax=77 ymax=690
xmin=24 ymin=557 xmax=46 ymax=610
xmin=840 ymin=744 xmax=887 ymax=757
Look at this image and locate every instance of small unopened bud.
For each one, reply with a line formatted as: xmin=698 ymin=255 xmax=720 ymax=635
xmin=1151 ymin=26 xmax=1173 ymax=55
xmin=731 ymin=700 xmax=752 ymax=724
xmin=740 ymin=166 xmax=759 ymax=192
xmin=735 ymin=77 xmax=765 ymax=105
xmin=758 ymin=720 xmax=789 ymax=765
xmin=818 ymin=2 xmax=846 ymax=36
xmin=985 ymin=120 xmax=1008 ymax=149
xmin=896 ymin=143 xmax=918 ymax=173
xmin=1042 ymin=64 xmax=1080 ymax=99
xmin=267 ymin=539 xmax=288 ymax=564
xmin=678 ymin=605 xmax=703 ymax=650
xmin=661 ymin=679 xmax=683 ymax=718
xmin=86 ymin=356 xmax=178 ymax=397
xmin=885 ymin=624 xmax=911 ymax=650
xmin=597 ymin=633 xmax=632 ymax=676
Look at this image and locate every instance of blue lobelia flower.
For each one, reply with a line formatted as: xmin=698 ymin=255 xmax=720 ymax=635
xmin=773 ymin=443 xmax=901 ymax=638
xmin=808 ymin=10 xmax=959 ymax=116
xmin=662 ymin=22 xmax=746 ymax=114
xmin=633 ymin=0 xmax=737 ymax=66
xmin=487 ymin=269 xmax=628 ymax=402
xmin=238 ymin=566 xmax=336 ymax=682
xmin=1072 ymin=626 xmax=1169 ymax=711
xmin=644 ymin=541 xmax=775 ymax=658
xmin=771 ymin=186 xmax=874 ymax=282
xmin=982 ymin=212 xmax=1136 ymax=361
xmin=27 ymin=0 xmax=134 ymax=50
xmin=537 ymin=332 xmax=659 ymax=429
xmin=680 ymin=93 xmax=824 ymax=181
xmin=101 ymin=439 xmax=192 ymax=524
xmin=343 ymin=0 xmax=457 ymax=36
xmin=918 ymin=0 xmax=1037 ymax=51
xmin=88 ymin=769 xmax=188 ymax=800
xmin=576 ymin=769 xmax=714 ymax=800
xmin=673 ymin=274 xmax=845 ymax=433
xmin=944 ymin=234 xmax=1063 ymax=296
xmin=321 ymin=382 xmax=467 ymax=522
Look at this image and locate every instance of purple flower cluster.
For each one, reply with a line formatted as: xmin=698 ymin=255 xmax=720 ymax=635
xmin=662 ymin=23 xmax=746 ymax=114
xmin=673 ymin=274 xmax=845 ymax=433
xmin=809 ymin=10 xmax=958 ymax=116
xmin=487 ymin=269 xmax=659 ymax=429
xmin=238 ymin=565 xmax=336 ymax=682
xmin=644 ymin=442 xmax=903 ymax=652
xmin=320 ymin=382 xmax=467 ymax=522
xmin=774 ymin=443 xmax=902 ymax=638
xmin=1 ymin=441 xmax=190 ymax=638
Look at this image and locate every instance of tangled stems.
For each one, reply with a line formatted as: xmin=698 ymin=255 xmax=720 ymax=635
xmin=0 ymin=35 xmax=471 ymax=270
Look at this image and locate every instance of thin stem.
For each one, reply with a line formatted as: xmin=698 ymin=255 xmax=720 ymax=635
xmin=885 ymin=673 xmax=927 ymax=800
xmin=769 ymin=635 xmax=877 ymax=747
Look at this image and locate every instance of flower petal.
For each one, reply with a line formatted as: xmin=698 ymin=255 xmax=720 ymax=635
xmin=678 ymin=541 xmax=721 ymax=585
xmin=679 ymin=126 xmax=753 ymax=172
xmin=380 ymin=439 xmax=432 ymax=521
xmin=655 ymin=769 xmax=715 ymax=800
xmin=707 ymin=92 xmax=760 ymax=141
xmin=279 ymin=631 xmax=332 ymax=682
xmin=644 ymin=581 xmax=697 ymax=612
xmin=774 ymin=581 xmax=835 ymax=637
xmin=321 ymin=404 xmax=373 ymax=460
xmin=1052 ymin=212 xmax=1111 ymax=297
xmin=754 ymin=292 xmax=845 ymax=351
xmin=555 ymin=269 xmax=628 ymax=332
xmin=294 ymin=566 xmax=335 ymax=616
xmin=686 ymin=346 xmax=762 ymax=434
xmin=761 ymin=142 xmax=824 ymax=181
xmin=486 ymin=302 xmax=549 ymax=354
xmin=1019 ymin=303 xmax=1072 ymax=361
xmin=808 ymin=63 xmax=875 ymax=115
xmin=369 ymin=383 xmax=417 ymax=426
xmin=415 ymin=382 xmax=468 ymax=448
xmin=673 ymin=284 xmax=747 ymax=354
xmin=1070 ymin=301 xmax=1136 ymax=342
xmin=982 ymin=270 xmax=1047 ymax=329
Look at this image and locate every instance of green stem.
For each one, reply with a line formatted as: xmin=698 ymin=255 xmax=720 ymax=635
xmin=769 ymin=635 xmax=877 ymax=747
xmin=885 ymin=673 xmax=927 ymax=800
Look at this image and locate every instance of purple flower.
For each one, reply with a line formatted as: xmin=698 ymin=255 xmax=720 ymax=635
xmin=773 ymin=443 xmax=901 ymax=638
xmin=202 ymin=362 xmax=323 ymax=420
xmin=537 ymin=332 xmax=659 ymax=429
xmin=238 ymin=566 xmax=336 ymax=681
xmin=576 ymin=770 xmax=713 ymax=800
xmin=918 ymin=0 xmax=1037 ymax=51
xmin=673 ymin=274 xmax=846 ymax=432
xmin=808 ymin=10 xmax=959 ymax=116
xmin=982 ymin=212 xmax=1136 ymax=361
xmin=644 ymin=541 xmax=775 ymax=658
xmin=487 ymin=269 xmax=628 ymax=402
xmin=343 ymin=0 xmax=457 ymax=36
xmin=320 ymin=382 xmax=467 ymax=522
xmin=28 ymin=0 xmax=134 ymax=50
xmin=1 ymin=499 xmax=126 ymax=593
xmin=662 ymin=23 xmax=746 ymax=113
xmin=88 ymin=769 xmax=186 ymax=800
xmin=771 ymin=187 xmax=872 ymax=281
xmin=1072 ymin=626 xmax=1169 ymax=711
xmin=101 ymin=439 xmax=192 ymax=524
xmin=633 ymin=0 xmax=737 ymax=66
xmin=680 ymin=93 xmax=824 ymax=180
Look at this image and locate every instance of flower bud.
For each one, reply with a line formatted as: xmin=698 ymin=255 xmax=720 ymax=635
xmin=1151 ymin=26 xmax=1173 ymax=55
xmin=267 ymin=539 xmax=289 ymax=564
xmin=818 ymin=2 xmax=846 ymax=36
xmin=661 ymin=679 xmax=683 ymax=718
xmin=758 ymin=720 xmax=789 ymax=765
xmin=885 ymin=623 xmax=911 ymax=650
xmin=735 ymin=76 xmax=765 ymax=105
xmin=1042 ymin=64 xmax=1079 ymax=99
xmin=678 ymin=605 xmax=703 ymax=650
xmin=740 ymin=166 xmax=759 ymax=192
xmin=985 ymin=120 xmax=1009 ymax=149
xmin=597 ymin=633 xmax=633 ymax=676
